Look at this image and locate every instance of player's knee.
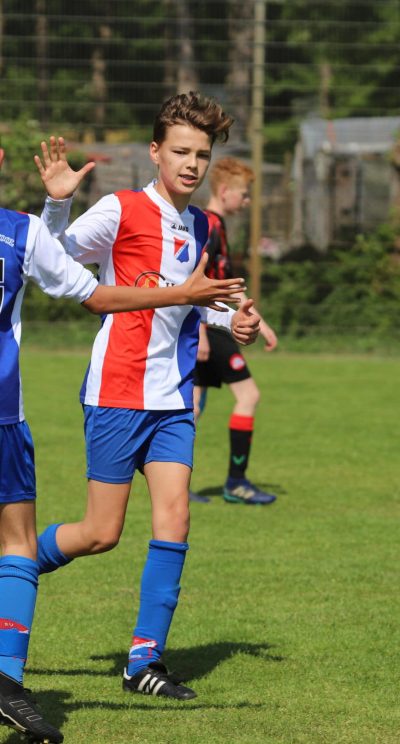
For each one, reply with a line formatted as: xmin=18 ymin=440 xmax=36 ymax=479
xmin=166 ymin=501 xmax=190 ymax=541
xmin=95 ymin=533 xmax=120 ymax=553
xmin=82 ymin=524 xmax=122 ymax=554
xmin=243 ymin=384 xmax=260 ymax=410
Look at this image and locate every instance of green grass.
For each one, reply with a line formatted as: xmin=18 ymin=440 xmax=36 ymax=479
xmin=1 ymin=349 xmax=399 ymax=743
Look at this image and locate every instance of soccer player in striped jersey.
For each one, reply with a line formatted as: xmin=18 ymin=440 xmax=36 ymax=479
xmin=34 ymin=92 xmax=261 ymax=701
xmin=192 ymin=157 xmax=279 ymax=505
xmin=0 ymin=145 xmax=244 ymax=742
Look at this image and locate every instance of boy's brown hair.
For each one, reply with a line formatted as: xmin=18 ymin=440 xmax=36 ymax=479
xmin=153 ymin=91 xmax=234 ymax=145
xmin=208 ymin=157 xmax=255 ymax=195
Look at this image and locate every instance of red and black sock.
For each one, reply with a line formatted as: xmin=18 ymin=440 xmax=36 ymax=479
xmin=228 ymin=414 xmax=254 ymax=480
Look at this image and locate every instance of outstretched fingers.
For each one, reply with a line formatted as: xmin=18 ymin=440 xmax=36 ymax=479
xmin=33 ymin=153 xmax=45 ymax=176
xmin=207 ymin=302 xmax=229 ymax=312
xmin=34 ymin=135 xmax=66 ymax=173
xmin=79 ymin=160 xmax=96 ymax=178
xmin=213 ymin=277 xmax=245 ymax=288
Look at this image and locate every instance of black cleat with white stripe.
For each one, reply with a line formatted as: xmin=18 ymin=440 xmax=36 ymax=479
xmin=0 ymin=671 xmax=63 ymax=743
xmin=122 ymin=661 xmax=196 ymax=700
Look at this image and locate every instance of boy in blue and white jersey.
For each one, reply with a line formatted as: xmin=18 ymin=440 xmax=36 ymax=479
xmin=0 ymin=149 xmax=98 ymax=744
xmin=0 ymin=146 xmax=244 ymax=743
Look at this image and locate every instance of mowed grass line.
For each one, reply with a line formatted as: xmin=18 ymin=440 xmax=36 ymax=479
xmin=1 ymin=349 xmax=398 ymax=744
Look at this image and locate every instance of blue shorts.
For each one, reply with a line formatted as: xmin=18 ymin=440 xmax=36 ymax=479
xmin=0 ymin=421 xmax=36 ymax=503
xmin=83 ymin=406 xmax=195 ymax=484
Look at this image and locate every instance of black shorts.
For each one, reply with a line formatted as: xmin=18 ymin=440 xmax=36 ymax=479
xmin=193 ymin=327 xmax=251 ymax=388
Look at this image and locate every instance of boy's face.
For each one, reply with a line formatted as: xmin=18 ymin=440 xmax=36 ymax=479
xmin=220 ymin=177 xmax=251 ymax=215
xmin=150 ymin=124 xmax=212 ymax=209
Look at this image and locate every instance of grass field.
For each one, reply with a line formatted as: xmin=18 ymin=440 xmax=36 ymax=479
xmin=1 ymin=347 xmax=399 ymax=744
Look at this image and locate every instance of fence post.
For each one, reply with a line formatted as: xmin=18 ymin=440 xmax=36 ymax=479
xmin=249 ymin=0 xmax=266 ymax=309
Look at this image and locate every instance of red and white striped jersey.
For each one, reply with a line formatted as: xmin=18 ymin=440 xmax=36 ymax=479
xmin=42 ymin=182 xmax=234 ymax=410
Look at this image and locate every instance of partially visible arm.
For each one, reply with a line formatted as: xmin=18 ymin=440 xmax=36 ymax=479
xmin=82 ymin=283 xmax=211 ymax=314
xmin=25 ymin=219 xmax=246 ymax=314
xmin=24 ymin=215 xmax=99 ymax=302
xmin=40 ymin=195 xmax=72 ymax=239
xmin=41 ymin=193 xmax=121 ymax=265
xmin=199 ymin=303 xmax=236 ymax=331
xmin=197 ymin=322 xmax=211 ymax=362
xmin=84 ymin=250 xmax=246 ymax=314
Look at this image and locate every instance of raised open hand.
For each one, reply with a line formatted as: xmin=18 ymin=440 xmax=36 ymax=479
xmin=34 ymin=136 xmax=95 ymax=200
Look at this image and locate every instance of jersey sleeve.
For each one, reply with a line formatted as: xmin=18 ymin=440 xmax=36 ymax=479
xmin=41 ymin=195 xmax=72 ymax=239
xmin=41 ymin=193 xmax=121 ymax=266
xmin=23 ymin=214 xmax=98 ymax=302
xmin=198 ymin=304 xmax=235 ymax=332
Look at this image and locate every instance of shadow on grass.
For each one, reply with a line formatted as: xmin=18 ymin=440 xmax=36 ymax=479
xmin=0 ymin=688 xmax=266 ymax=744
xmin=29 ymin=640 xmax=284 ymax=683
xmin=193 ymin=483 xmax=288 ymax=498
xmin=3 ymin=648 xmax=279 ymax=742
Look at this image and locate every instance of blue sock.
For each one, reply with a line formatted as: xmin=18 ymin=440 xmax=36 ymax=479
xmin=127 ymin=540 xmax=188 ymax=676
xmin=37 ymin=523 xmax=71 ymax=574
xmin=0 ymin=555 xmax=38 ymax=683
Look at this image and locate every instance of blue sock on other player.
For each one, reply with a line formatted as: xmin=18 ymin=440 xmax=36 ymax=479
xmin=127 ymin=540 xmax=188 ymax=676
xmin=37 ymin=523 xmax=71 ymax=574
xmin=0 ymin=556 xmax=38 ymax=683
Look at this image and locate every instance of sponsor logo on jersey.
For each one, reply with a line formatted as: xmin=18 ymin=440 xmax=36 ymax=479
xmin=0 ymin=618 xmax=29 ymax=633
xmin=174 ymin=237 xmax=190 ymax=263
xmin=229 ymin=353 xmax=246 ymax=371
xmin=134 ymin=271 xmax=174 ymax=289
xmin=171 ymin=223 xmax=189 ymax=232
xmin=0 ymin=233 xmax=15 ymax=248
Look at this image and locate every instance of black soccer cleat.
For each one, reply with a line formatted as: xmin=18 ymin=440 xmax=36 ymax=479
xmin=0 ymin=671 xmax=63 ymax=743
xmin=122 ymin=661 xmax=197 ymax=700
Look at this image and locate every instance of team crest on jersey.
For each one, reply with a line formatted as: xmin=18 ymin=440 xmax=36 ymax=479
xmin=134 ymin=271 xmax=174 ymax=288
xmin=174 ymin=237 xmax=190 ymax=263
xmin=229 ymin=353 xmax=246 ymax=371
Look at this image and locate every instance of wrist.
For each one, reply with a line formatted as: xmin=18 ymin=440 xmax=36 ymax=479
xmin=46 ymin=194 xmax=74 ymax=204
xmin=169 ymin=284 xmax=187 ymax=306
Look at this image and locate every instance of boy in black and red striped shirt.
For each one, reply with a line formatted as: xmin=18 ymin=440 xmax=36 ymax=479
xmin=193 ymin=157 xmax=278 ymax=505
